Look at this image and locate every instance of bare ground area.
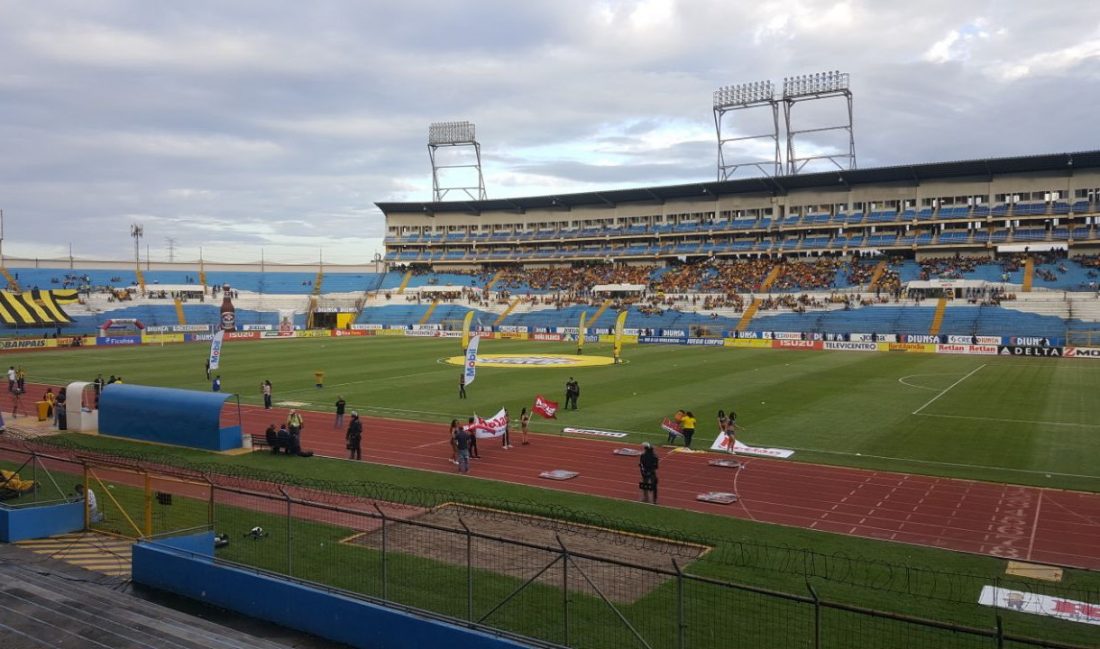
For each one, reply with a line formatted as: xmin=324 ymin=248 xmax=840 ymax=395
xmin=347 ymin=503 xmax=709 ymax=603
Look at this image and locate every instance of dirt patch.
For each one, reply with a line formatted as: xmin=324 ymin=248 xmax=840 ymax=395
xmin=346 ymin=503 xmax=708 ymax=603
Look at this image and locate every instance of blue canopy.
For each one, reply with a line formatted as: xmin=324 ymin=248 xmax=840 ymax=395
xmin=98 ymin=384 xmax=241 ymax=451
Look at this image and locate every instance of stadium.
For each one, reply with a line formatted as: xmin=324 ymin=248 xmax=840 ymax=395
xmin=0 ymin=143 xmax=1099 ymax=648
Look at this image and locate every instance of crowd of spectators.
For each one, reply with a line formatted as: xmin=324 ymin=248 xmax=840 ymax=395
xmin=918 ymin=256 xmax=984 ymax=280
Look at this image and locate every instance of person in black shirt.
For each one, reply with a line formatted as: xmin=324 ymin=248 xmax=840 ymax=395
xmin=334 ymin=396 xmax=347 ymax=428
xmin=639 ymin=442 xmax=659 ymax=504
xmin=345 ymin=412 xmax=362 ymax=460
xmin=454 ymin=423 xmax=472 ymax=473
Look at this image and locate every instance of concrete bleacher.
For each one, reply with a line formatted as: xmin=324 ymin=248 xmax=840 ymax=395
xmin=0 ymin=540 xmax=328 ymax=649
xmin=355 ymin=304 xmax=433 ymax=326
xmin=8 ymin=268 xmax=138 ymax=290
xmin=205 ymin=271 xmax=317 ymax=293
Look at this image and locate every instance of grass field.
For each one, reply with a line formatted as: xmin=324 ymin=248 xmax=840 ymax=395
xmin=7 ymin=334 xmax=1100 ymax=646
xmin=10 ymin=335 xmax=1100 ymax=491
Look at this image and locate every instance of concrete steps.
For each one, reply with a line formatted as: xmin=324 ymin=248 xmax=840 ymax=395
xmin=0 ymin=540 xmax=334 ymax=649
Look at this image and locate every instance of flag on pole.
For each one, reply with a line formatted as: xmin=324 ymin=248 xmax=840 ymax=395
xmin=208 ymin=329 xmax=225 ymax=371
xmin=533 ymin=395 xmax=559 ymax=419
xmin=463 ymin=335 xmax=480 ymax=386
xmin=660 ymin=417 xmax=683 ymax=437
xmin=576 ymin=311 xmax=587 ymax=352
xmin=613 ymin=310 xmax=628 ymax=359
xmin=471 ymin=408 xmax=509 ymax=438
xmin=460 ymin=311 xmax=474 ymax=351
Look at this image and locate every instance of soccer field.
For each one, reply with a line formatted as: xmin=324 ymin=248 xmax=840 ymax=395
xmin=10 ymin=336 xmax=1100 ymax=491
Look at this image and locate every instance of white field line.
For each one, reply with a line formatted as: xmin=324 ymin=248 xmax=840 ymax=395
xmin=897 ymin=375 xmax=945 ymax=391
xmin=912 ymin=364 xmax=986 ymax=415
xmin=1026 ymin=490 xmax=1044 ymax=561
xmin=915 ymin=412 xmax=1100 ymax=428
xmin=785 ymin=447 xmax=1100 ymax=481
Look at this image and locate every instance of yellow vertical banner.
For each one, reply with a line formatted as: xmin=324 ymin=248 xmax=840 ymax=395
xmin=577 ymin=311 xmax=588 ymax=353
xmin=613 ymin=310 xmax=628 ymax=358
xmin=460 ymin=310 xmax=474 ymax=350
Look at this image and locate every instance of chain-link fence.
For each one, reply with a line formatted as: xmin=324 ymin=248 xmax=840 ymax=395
xmin=4 ymin=439 xmax=1095 ymax=648
xmin=209 ymin=484 xmax=1091 ymax=649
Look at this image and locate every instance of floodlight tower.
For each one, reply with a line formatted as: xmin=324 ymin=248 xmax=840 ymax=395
xmin=130 ymin=224 xmax=143 ymax=267
xmin=713 ymin=81 xmax=781 ymax=179
xmin=428 ymin=121 xmax=487 ymax=201
xmin=782 ymin=71 xmax=856 ymax=174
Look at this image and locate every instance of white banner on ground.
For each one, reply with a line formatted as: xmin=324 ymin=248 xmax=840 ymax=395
xmin=978 ymin=586 xmax=1100 ymax=626
xmin=710 ymin=432 xmax=794 ymax=458
xmin=561 ymin=427 xmax=629 ymax=438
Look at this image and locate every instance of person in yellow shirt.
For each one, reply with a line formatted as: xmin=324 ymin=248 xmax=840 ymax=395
xmin=680 ymin=411 xmax=697 ymax=449
xmin=43 ymin=388 xmax=57 ymax=418
xmin=313 ymin=370 xmax=325 ymax=389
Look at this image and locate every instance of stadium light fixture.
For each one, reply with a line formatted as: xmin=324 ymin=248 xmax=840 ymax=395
xmin=782 ymin=70 xmax=849 ymax=99
xmin=428 ymin=121 xmax=477 ymax=145
xmin=712 ymin=80 xmax=775 ymax=108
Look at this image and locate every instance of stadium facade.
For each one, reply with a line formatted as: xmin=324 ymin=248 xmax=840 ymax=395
xmin=378 ymin=150 xmax=1100 ymax=267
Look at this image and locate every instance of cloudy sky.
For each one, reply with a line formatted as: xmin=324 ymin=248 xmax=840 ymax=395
xmin=1 ymin=1 xmax=1097 ymax=265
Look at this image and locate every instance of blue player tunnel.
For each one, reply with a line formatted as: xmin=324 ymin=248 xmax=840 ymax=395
xmin=98 ymin=384 xmax=243 ymax=451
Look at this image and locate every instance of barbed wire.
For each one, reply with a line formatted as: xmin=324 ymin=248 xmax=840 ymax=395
xmin=13 ymin=435 xmax=1099 ymax=606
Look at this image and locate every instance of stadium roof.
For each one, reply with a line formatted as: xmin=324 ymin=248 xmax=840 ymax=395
xmin=377 ymin=149 xmax=1100 ymax=215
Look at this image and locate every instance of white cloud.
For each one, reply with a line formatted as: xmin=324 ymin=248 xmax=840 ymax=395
xmin=1 ymin=1 xmax=1099 ymax=264
xmin=988 ymin=36 xmax=1100 ymax=80
xmin=21 ymin=22 xmax=344 ymax=75
xmin=923 ymin=19 xmax=992 ymax=64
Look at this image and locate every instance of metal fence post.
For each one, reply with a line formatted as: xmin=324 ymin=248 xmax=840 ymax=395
xmin=556 ymin=534 xmax=570 ymax=647
xmin=278 ymin=487 xmax=292 ymax=576
xmin=373 ymin=503 xmax=389 ymax=601
xmin=672 ymin=558 xmax=685 ymax=649
xmin=459 ymin=517 xmax=473 ymax=623
xmin=995 ymin=615 xmax=1004 ymax=649
xmin=807 ymin=581 xmax=821 ymax=649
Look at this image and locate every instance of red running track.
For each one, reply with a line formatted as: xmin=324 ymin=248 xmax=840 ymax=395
xmin=7 ymin=383 xmax=1096 ymax=569
xmin=240 ymin=403 xmax=1100 ymax=571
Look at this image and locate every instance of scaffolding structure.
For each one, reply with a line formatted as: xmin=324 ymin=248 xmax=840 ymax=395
xmin=713 ymin=81 xmax=781 ymax=180
xmin=782 ymin=71 xmax=856 ymax=175
xmin=428 ymin=121 xmax=487 ymax=202
xmin=712 ymin=71 xmax=856 ymax=179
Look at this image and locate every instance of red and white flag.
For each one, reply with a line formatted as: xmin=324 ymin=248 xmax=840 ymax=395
xmin=532 ymin=395 xmax=559 ymax=419
xmin=471 ymin=408 xmax=509 ymax=438
xmin=661 ymin=417 xmax=683 ymax=437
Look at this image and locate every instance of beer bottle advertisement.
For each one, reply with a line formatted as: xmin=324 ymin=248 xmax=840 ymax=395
xmin=220 ymin=284 xmax=237 ymax=332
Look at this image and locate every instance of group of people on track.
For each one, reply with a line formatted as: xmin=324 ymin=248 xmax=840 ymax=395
xmin=448 ymin=407 xmax=532 ymax=474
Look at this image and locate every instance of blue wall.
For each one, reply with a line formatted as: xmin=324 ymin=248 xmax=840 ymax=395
xmin=0 ymin=500 xmax=83 ymax=542
xmin=132 ymin=536 xmax=533 ymax=649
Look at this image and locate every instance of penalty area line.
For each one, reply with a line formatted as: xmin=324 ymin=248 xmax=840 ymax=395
xmin=912 ymin=364 xmax=985 ymax=415
xmin=914 ymin=412 xmax=1100 ymax=429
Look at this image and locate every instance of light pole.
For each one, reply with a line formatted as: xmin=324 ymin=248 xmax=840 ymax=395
xmin=130 ymin=224 xmax=144 ymax=268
